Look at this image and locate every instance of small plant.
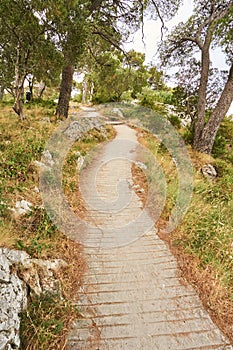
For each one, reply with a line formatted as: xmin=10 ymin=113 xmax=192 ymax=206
xmin=15 ymin=208 xmax=58 ymax=257
xmin=16 ymin=237 xmax=49 ymax=257
xmin=20 ymin=292 xmax=80 ymax=350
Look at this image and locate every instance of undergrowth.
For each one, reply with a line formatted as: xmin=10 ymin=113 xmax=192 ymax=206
xmin=138 ymin=120 xmax=233 ymax=341
xmin=20 ymin=292 xmax=80 ymax=350
xmin=137 ymin=130 xmax=178 ymax=222
xmin=0 ymin=98 xmax=114 ymax=349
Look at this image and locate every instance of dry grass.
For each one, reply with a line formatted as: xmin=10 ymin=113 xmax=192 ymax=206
xmin=136 ymin=128 xmax=178 ymax=222
xmin=0 ymin=221 xmax=16 ymax=247
xmin=171 ymin=247 xmax=233 ymax=342
xmin=0 ymin=99 xmax=116 ymax=349
xmin=131 ymin=162 xmax=148 ymax=206
xmin=134 ymin=125 xmax=233 ymax=344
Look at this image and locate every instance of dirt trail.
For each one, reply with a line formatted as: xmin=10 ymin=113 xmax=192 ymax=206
xmin=68 ymin=124 xmax=232 ymax=349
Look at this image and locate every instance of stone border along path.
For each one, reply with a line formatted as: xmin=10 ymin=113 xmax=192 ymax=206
xmin=67 ymin=123 xmax=232 ymax=349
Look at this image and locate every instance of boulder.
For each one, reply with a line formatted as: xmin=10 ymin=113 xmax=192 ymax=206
xmin=201 ymin=164 xmax=217 ymax=179
xmin=12 ymin=200 xmax=33 ymax=217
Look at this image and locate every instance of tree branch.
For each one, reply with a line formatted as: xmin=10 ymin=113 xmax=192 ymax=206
xmin=150 ymin=0 xmax=166 ymax=40
xmin=92 ymin=29 xmax=126 ymax=56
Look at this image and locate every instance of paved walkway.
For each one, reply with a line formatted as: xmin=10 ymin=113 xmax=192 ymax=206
xmin=68 ymin=124 xmax=232 ymax=349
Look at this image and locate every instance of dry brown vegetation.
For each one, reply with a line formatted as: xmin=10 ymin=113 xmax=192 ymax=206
xmin=132 ymin=127 xmax=233 ymax=343
xmin=0 ymin=98 xmax=115 ymax=349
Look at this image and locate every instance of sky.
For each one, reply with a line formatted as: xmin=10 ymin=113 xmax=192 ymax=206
xmin=124 ymin=0 xmax=233 ymax=115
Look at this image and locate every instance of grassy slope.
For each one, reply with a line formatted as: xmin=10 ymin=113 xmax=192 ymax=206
xmin=136 ymin=121 xmax=233 ymax=342
xmin=0 ymin=98 xmax=115 ymax=349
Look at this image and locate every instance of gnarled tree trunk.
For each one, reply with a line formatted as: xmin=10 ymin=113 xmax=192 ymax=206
xmin=28 ymin=76 xmax=35 ymax=101
xmin=193 ymin=63 xmax=233 ymax=154
xmin=193 ymin=54 xmax=210 ymax=147
xmin=193 ymin=33 xmax=212 ymax=150
xmin=56 ymin=65 xmax=74 ymax=118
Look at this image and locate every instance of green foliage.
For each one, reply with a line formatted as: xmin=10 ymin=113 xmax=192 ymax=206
xmin=176 ymin=152 xmax=233 ymax=288
xmin=16 ymin=237 xmax=49 ymax=257
xmin=137 ymin=86 xmax=181 ymax=129
xmin=159 ymin=1 xmax=233 ymax=154
xmin=167 ymin=114 xmax=181 ymax=129
xmin=81 ymin=49 xmax=155 ymax=104
xmin=138 ymin=87 xmax=173 ymax=110
xmin=0 ymin=0 xmax=62 ymax=116
xmin=120 ymin=90 xmax=134 ymax=102
xmin=1 ymin=138 xmax=44 ymax=181
xmin=212 ymin=117 xmax=233 ymax=162
xmin=182 ymin=127 xmax=194 ymax=145
xmin=184 ymin=206 xmax=233 ymax=281
xmin=28 ymin=98 xmax=57 ymax=109
xmin=15 ymin=208 xmax=58 ymax=257
xmin=20 ymin=292 xmax=80 ymax=350
xmin=71 ymin=94 xmax=82 ymax=103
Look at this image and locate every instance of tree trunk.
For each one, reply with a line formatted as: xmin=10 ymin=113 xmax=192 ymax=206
xmin=82 ymin=77 xmax=88 ymax=104
xmin=89 ymin=82 xmax=94 ymax=102
xmin=193 ymin=63 xmax=233 ymax=154
xmin=13 ymin=42 xmax=27 ymax=120
xmin=13 ymin=86 xmax=25 ymax=120
xmin=29 ymin=76 xmax=34 ymax=101
xmin=0 ymin=85 xmax=4 ymax=100
xmin=38 ymin=81 xmax=46 ymax=99
xmin=193 ymin=44 xmax=211 ymax=149
xmin=56 ymin=65 xmax=74 ymax=118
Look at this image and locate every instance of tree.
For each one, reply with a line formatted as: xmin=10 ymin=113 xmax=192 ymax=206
xmin=172 ymin=58 xmax=228 ymax=128
xmin=79 ymin=48 xmax=150 ymax=103
xmin=50 ymin=0 xmax=141 ymax=117
xmin=148 ymin=66 xmax=166 ymax=91
xmin=27 ymin=39 xmax=63 ymax=100
xmin=0 ymin=0 xmax=62 ymax=119
xmin=45 ymin=0 xmax=183 ymax=118
xmin=32 ymin=0 xmax=89 ymax=118
xmin=0 ymin=0 xmax=183 ymax=119
xmin=126 ymin=50 xmax=149 ymax=98
xmin=160 ymin=0 xmax=233 ymax=154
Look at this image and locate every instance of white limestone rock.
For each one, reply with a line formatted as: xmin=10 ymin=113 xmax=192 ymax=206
xmin=0 ymin=248 xmax=67 ymax=349
xmin=201 ymin=164 xmax=217 ymax=179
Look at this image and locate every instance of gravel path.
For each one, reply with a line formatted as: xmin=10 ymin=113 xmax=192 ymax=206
xmin=68 ymin=124 xmax=232 ymax=350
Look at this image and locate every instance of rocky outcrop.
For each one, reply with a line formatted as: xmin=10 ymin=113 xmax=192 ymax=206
xmin=0 ymin=250 xmax=27 ymax=350
xmin=0 ymin=248 xmax=67 ymax=349
xmin=63 ymin=118 xmax=103 ymax=141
